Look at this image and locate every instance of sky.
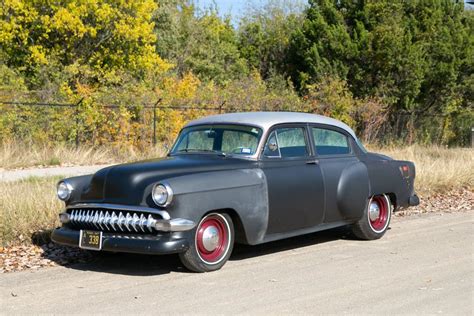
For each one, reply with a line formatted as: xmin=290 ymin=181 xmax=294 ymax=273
xmin=196 ymin=0 xmax=474 ymax=17
xmin=195 ymin=0 xmax=262 ymax=17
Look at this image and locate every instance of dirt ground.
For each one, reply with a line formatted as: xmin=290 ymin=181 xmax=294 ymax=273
xmin=1 ymin=211 xmax=472 ymax=314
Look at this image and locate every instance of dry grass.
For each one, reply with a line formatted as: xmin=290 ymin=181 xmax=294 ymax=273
xmin=374 ymin=145 xmax=474 ymax=195
xmin=0 ymin=141 xmax=167 ymax=170
xmin=0 ymin=176 xmax=63 ymax=246
xmin=0 ymin=144 xmax=472 ymax=246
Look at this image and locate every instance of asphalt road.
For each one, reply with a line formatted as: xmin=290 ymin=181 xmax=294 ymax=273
xmin=1 ymin=211 xmax=472 ymax=314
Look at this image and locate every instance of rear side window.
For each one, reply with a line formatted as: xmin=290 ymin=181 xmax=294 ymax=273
xmin=312 ymin=128 xmax=350 ymax=155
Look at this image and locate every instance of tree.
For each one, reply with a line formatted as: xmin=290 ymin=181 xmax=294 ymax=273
xmin=288 ymin=0 xmax=357 ymax=89
xmin=288 ymin=0 xmax=473 ymax=144
xmin=238 ymin=0 xmax=305 ymax=80
xmin=154 ymin=1 xmax=247 ymax=83
xmin=0 ymin=0 xmax=170 ymax=89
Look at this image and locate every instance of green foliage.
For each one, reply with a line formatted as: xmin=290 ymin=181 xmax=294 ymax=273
xmin=0 ymin=0 xmax=170 ymax=89
xmin=289 ymin=0 xmax=473 ymax=145
xmin=238 ymin=0 xmax=305 ymax=79
xmin=0 ymin=0 xmax=472 ymax=148
xmin=154 ymin=1 xmax=247 ymax=83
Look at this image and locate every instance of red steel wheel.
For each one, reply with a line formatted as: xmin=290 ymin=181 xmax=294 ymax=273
xmin=367 ymin=195 xmax=390 ymax=233
xmin=351 ymin=194 xmax=392 ymax=240
xmin=195 ymin=213 xmax=231 ymax=265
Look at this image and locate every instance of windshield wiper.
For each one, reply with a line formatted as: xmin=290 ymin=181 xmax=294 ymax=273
xmin=177 ymin=149 xmax=225 ymax=156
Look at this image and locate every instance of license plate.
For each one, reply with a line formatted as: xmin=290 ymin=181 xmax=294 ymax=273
xmin=79 ymin=230 xmax=103 ymax=251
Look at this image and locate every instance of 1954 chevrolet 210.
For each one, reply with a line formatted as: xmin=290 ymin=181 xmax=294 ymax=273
xmin=52 ymin=112 xmax=419 ymax=272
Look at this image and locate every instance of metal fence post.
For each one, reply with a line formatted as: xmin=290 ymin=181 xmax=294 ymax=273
xmin=219 ymin=101 xmax=226 ymax=114
xmin=471 ymin=127 xmax=474 ymax=148
xmin=75 ymin=98 xmax=84 ymax=148
xmin=153 ymin=99 xmax=162 ymax=146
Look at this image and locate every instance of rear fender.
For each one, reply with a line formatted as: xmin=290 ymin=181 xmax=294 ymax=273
xmin=366 ymin=160 xmax=415 ymax=208
xmin=336 ymin=162 xmax=370 ymax=220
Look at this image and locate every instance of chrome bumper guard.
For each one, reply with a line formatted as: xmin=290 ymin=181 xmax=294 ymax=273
xmin=154 ymin=218 xmax=196 ymax=232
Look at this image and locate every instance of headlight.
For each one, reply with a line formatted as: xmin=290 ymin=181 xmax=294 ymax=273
xmin=152 ymin=183 xmax=173 ymax=207
xmin=57 ymin=181 xmax=73 ymax=201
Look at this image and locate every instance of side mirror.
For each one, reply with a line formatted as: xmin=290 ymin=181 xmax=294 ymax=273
xmin=263 ymin=132 xmax=280 ymax=158
xmin=268 ymin=139 xmax=278 ymax=152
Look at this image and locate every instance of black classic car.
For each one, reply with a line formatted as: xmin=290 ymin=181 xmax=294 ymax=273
xmin=52 ymin=112 xmax=419 ymax=272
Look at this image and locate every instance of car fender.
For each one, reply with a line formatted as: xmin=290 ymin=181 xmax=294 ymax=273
xmin=366 ymin=160 xmax=414 ymax=208
xmin=161 ymin=168 xmax=269 ymax=245
xmin=62 ymin=174 xmax=94 ymax=206
xmin=336 ymin=161 xmax=370 ymax=220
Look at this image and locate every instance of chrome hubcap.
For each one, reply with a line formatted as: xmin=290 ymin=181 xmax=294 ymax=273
xmin=201 ymin=226 xmax=220 ymax=251
xmin=369 ymin=201 xmax=381 ymax=221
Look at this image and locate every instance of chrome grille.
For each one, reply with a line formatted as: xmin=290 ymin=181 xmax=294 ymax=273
xmin=68 ymin=209 xmax=160 ymax=233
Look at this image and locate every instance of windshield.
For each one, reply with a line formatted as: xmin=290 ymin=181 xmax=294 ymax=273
xmin=170 ymin=124 xmax=263 ymax=156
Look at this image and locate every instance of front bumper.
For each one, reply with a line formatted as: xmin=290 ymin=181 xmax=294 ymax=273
xmin=51 ymin=227 xmax=190 ymax=255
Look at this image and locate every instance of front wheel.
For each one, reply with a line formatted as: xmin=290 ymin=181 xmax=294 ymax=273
xmin=351 ymin=194 xmax=392 ymax=240
xmin=179 ymin=213 xmax=234 ymax=272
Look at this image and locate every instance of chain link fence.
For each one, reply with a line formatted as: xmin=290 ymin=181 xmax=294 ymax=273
xmin=0 ymin=99 xmax=471 ymax=147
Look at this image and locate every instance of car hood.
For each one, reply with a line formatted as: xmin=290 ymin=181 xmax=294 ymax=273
xmin=79 ymin=154 xmax=255 ymax=205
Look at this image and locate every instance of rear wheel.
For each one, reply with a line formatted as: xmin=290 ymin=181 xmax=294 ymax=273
xmin=351 ymin=194 xmax=392 ymax=240
xmin=179 ymin=213 xmax=234 ymax=272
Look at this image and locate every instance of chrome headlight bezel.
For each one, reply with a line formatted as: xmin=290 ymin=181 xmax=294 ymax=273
xmin=152 ymin=182 xmax=173 ymax=207
xmin=57 ymin=180 xmax=73 ymax=201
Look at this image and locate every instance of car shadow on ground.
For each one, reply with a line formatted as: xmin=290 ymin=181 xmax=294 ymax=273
xmin=231 ymin=226 xmax=352 ymax=261
xmin=38 ymin=226 xmax=355 ymax=276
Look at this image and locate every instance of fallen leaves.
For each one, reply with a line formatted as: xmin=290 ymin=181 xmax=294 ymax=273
xmin=395 ymin=188 xmax=473 ymax=217
xmin=0 ymin=243 xmax=91 ymax=273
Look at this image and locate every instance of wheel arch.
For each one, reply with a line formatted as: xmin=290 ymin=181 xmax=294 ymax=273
xmin=164 ymin=169 xmax=269 ymax=245
xmin=386 ymin=192 xmax=397 ymax=210
xmin=202 ymin=208 xmax=249 ymax=245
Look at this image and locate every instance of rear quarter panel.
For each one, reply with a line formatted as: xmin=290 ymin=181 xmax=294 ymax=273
xmin=364 ymin=157 xmax=415 ymax=208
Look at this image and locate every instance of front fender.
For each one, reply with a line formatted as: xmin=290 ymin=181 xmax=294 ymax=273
xmin=62 ymin=174 xmax=94 ymax=206
xmin=161 ymin=169 xmax=269 ymax=245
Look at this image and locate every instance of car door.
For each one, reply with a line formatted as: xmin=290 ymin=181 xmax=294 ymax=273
xmin=310 ymin=125 xmax=360 ymax=222
xmin=260 ymin=124 xmax=325 ymax=235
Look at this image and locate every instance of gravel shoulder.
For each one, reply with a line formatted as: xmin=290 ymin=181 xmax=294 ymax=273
xmin=1 ymin=211 xmax=472 ymax=314
xmin=0 ymin=165 xmax=111 ymax=182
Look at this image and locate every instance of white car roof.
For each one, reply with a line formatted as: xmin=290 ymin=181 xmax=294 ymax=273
xmin=185 ymin=111 xmax=357 ymax=139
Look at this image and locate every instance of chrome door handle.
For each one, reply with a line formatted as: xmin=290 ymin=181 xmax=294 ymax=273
xmin=306 ymin=159 xmax=319 ymax=165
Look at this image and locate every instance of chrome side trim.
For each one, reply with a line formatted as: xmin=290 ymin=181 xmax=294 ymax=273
xmin=66 ymin=203 xmax=170 ymax=220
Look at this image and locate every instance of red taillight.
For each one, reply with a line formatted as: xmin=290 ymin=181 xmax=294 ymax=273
xmin=400 ymin=165 xmax=410 ymax=178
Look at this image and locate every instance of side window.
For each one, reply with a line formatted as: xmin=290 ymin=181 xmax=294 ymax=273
xmin=264 ymin=127 xmax=309 ymax=158
xmin=312 ymin=128 xmax=350 ymax=155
